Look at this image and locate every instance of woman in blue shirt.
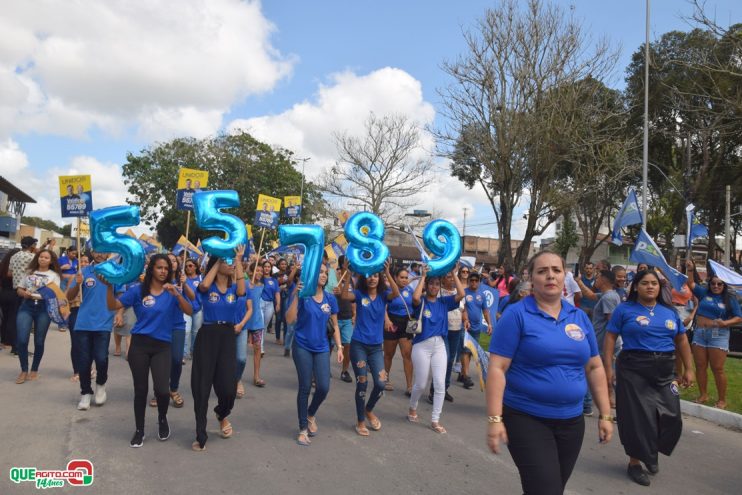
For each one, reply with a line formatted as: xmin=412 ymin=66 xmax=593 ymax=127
xmin=260 ymin=260 xmax=281 ymax=338
xmin=285 ymin=264 xmax=342 ymax=446
xmin=383 ymin=267 xmax=414 ymax=395
xmin=183 ymin=258 xmax=203 ymax=360
xmin=487 ymin=251 xmax=612 ymax=495
xmin=604 ymin=269 xmax=694 ymax=487
xmin=407 ymin=264 xmax=465 ymax=433
xmin=339 ymin=260 xmax=399 ymax=436
xmin=191 ymin=246 xmax=246 ymax=451
xmin=685 ymin=260 xmax=742 ymax=409
xmin=105 ymin=254 xmax=193 ymax=448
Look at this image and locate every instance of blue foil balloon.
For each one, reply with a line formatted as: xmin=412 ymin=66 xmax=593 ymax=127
xmin=89 ymin=205 xmax=146 ymax=285
xmin=193 ymin=190 xmax=248 ymax=265
xmin=422 ymin=219 xmax=462 ymax=276
xmin=279 ymin=224 xmax=324 ymax=298
xmin=344 ymin=212 xmax=389 ymax=276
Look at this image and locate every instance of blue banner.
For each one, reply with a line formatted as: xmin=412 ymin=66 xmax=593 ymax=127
xmin=611 ymin=188 xmax=643 ymax=246
xmin=686 ymin=206 xmax=708 ymax=253
xmin=630 ymin=229 xmax=688 ymax=292
xmin=37 ymin=283 xmax=70 ymax=328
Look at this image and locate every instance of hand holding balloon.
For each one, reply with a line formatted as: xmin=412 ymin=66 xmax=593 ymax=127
xmin=423 ymin=220 xmax=461 ymax=276
xmin=89 ymin=205 xmax=145 ymax=285
xmin=344 ymin=212 xmax=389 ymax=276
xmin=193 ymin=190 xmax=247 ymax=265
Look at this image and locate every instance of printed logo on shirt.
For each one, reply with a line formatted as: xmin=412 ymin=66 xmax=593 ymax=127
xmin=402 ymin=290 xmax=409 ymax=298
xmin=423 ymin=308 xmax=432 ymax=319
xmin=84 ymin=277 xmax=96 ymax=288
xmin=669 ymin=381 xmax=679 ymax=396
xmin=466 ymin=295 xmax=473 ymax=302
xmin=564 ymin=324 xmax=585 ymax=341
xmin=267 ymin=280 xmax=274 ymax=286
xmin=636 ymin=316 xmax=650 ymax=326
xmin=142 ymin=295 xmax=156 ymax=308
xmin=226 ymin=294 xmax=236 ymax=304
xmin=361 ymin=297 xmax=370 ymax=307
xmin=476 ymin=294 xmax=482 ymax=302
xmin=718 ymin=302 xmax=726 ymax=309
xmin=665 ymin=319 xmax=677 ymax=331
xmin=705 ymin=297 xmax=713 ymax=302
xmin=208 ymin=292 xmax=219 ymax=303
xmin=321 ymin=303 xmax=331 ymax=314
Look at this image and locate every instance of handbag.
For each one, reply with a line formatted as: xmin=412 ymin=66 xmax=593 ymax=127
xmin=403 ymin=296 xmax=424 ymax=335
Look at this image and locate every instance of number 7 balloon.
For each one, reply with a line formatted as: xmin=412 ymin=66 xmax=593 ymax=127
xmin=89 ymin=205 xmax=146 ymax=285
xmin=279 ymin=225 xmax=324 ymax=298
xmin=192 ymin=190 xmax=247 ymax=265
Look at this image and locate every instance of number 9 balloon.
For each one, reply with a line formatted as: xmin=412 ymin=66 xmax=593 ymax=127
xmin=344 ymin=212 xmax=389 ymax=276
xmin=89 ymin=205 xmax=146 ymax=285
xmin=193 ymin=190 xmax=248 ymax=265
xmin=279 ymin=225 xmax=324 ymax=298
xmin=422 ymin=219 xmax=461 ymax=276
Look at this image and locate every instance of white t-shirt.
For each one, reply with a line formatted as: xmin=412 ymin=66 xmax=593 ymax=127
xmin=562 ymin=271 xmax=581 ymax=306
xmin=441 ymin=287 xmax=464 ymax=331
xmin=20 ymin=270 xmax=61 ymax=299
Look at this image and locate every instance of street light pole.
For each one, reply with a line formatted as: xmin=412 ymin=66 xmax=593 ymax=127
xmin=298 ymin=157 xmax=309 ymax=222
xmin=642 ymin=0 xmax=650 ymax=228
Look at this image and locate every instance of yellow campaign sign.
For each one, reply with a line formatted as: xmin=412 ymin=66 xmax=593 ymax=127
xmin=255 ymin=194 xmax=282 ymax=229
xmin=176 ymin=168 xmax=209 ymax=211
xmin=284 ymin=195 xmax=302 ymax=219
xmin=59 ymin=175 xmax=92 ymax=217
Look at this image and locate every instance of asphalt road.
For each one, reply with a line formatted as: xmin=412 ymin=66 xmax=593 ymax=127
xmin=1 ymin=327 xmax=740 ymax=494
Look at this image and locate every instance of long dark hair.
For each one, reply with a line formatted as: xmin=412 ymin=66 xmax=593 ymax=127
xmin=27 ymin=249 xmax=61 ymax=275
xmin=0 ymin=248 xmax=20 ymax=278
xmin=184 ymin=258 xmax=200 ymax=277
xmin=168 ymin=252 xmax=182 ymax=283
xmin=707 ymin=273 xmax=733 ymax=317
xmin=142 ymin=254 xmax=172 ymax=299
xmin=357 ymin=272 xmax=387 ymax=295
xmin=493 ymin=263 xmax=514 ymax=289
xmin=627 ymin=270 xmax=672 ymax=308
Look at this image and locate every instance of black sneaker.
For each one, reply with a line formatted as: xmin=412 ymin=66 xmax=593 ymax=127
xmin=284 ymin=349 xmax=290 ymax=358
xmin=340 ymin=371 xmax=352 ymax=383
xmin=463 ymin=377 xmax=474 ymax=389
xmin=645 ymin=463 xmax=659 ymax=475
xmin=130 ymin=430 xmax=145 ymax=448
xmin=457 ymin=374 xmax=465 ymax=383
xmin=627 ymin=464 xmax=650 ymax=486
xmin=444 ymin=391 xmax=454 ymax=403
xmin=158 ymin=417 xmax=170 ymax=441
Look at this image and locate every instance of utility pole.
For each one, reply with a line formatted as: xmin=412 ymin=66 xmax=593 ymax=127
xmin=641 ymin=0 xmax=650 ymax=228
xmin=725 ymin=185 xmax=731 ymax=267
xmin=463 ymin=207 xmax=468 ymax=237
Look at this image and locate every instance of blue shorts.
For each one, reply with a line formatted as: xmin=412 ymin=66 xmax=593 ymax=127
xmin=692 ymin=327 xmax=729 ymax=351
xmin=338 ymin=319 xmax=353 ymax=345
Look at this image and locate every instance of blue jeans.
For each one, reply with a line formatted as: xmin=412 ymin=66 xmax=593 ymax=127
xmin=350 ymin=341 xmax=385 ymax=422
xmin=445 ymin=330 xmax=462 ymax=390
xmin=184 ymin=310 xmax=203 ymax=356
xmin=276 ymin=291 xmax=288 ymax=340
xmin=74 ymin=330 xmax=111 ymax=395
xmin=284 ymin=323 xmax=296 ymax=351
xmin=292 ymin=341 xmax=331 ymax=430
xmin=16 ymin=299 xmax=52 ymax=372
xmin=170 ymin=329 xmax=185 ymax=391
xmin=236 ymin=328 xmax=248 ymax=380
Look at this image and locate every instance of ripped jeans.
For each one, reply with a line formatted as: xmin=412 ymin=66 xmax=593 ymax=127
xmin=350 ymin=340 xmax=385 ymax=422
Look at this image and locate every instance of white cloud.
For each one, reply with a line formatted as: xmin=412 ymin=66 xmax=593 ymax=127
xmin=0 ymin=0 xmax=293 ymax=140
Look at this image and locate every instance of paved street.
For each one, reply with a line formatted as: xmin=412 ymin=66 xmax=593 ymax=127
xmin=1 ymin=328 xmax=741 ymax=494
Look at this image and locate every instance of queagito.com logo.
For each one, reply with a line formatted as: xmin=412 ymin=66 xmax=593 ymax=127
xmin=9 ymin=460 xmax=94 ymax=489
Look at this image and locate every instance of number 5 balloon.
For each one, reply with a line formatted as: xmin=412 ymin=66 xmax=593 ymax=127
xmin=193 ymin=190 xmax=247 ymax=265
xmin=89 ymin=205 xmax=146 ymax=285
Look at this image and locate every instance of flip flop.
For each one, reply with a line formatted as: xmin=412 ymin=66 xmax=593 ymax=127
xmin=254 ymin=379 xmax=266 ymax=388
xmin=220 ymin=420 xmax=233 ymax=439
xmin=297 ymin=430 xmax=311 ymax=446
xmin=307 ymin=417 xmax=318 ymax=437
xmin=367 ymin=418 xmax=382 ymax=431
xmin=191 ymin=441 xmax=206 ymax=452
xmin=355 ymin=424 xmax=370 ymax=437
xmin=407 ymin=414 xmax=419 ymax=423
xmin=431 ymin=423 xmax=447 ymax=434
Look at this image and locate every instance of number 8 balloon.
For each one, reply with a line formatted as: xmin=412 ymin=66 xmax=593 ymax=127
xmin=89 ymin=205 xmax=146 ymax=285
xmin=422 ymin=219 xmax=462 ymax=276
xmin=344 ymin=212 xmax=389 ymax=276
xmin=193 ymin=190 xmax=247 ymax=265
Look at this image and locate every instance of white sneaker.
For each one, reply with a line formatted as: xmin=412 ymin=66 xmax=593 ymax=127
xmin=94 ymin=384 xmax=107 ymax=406
xmin=78 ymin=394 xmax=93 ymax=410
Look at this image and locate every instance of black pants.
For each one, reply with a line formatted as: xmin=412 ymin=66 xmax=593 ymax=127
xmin=504 ymin=405 xmax=585 ymax=495
xmin=0 ymin=292 xmax=20 ymax=349
xmin=191 ymin=323 xmax=237 ymax=445
xmin=68 ymin=306 xmax=80 ymax=374
xmin=128 ymin=334 xmax=170 ymax=431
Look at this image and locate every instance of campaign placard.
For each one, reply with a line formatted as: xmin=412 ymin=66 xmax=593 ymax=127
xmin=284 ymin=196 xmax=302 ymax=219
xmin=254 ymin=194 xmax=281 ymax=229
xmin=59 ymin=175 xmax=93 ymax=217
xmin=176 ymin=168 xmax=209 ymax=211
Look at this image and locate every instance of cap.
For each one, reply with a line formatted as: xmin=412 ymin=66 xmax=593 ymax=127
xmin=20 ymin=236 xmax=38 ymax=248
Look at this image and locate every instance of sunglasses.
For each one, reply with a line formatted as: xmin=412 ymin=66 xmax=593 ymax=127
xmin=460 ymin=270 xmax=469 ymax=274
xmin=709 ymin=282 xmax=724 ymax=287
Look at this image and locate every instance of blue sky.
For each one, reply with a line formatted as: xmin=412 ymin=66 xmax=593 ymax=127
xmin=1 ymin=0 xmax=740 ymax=239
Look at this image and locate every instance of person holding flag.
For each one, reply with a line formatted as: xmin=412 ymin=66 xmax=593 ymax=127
xmin=685 ymin=260 xmax=742 ymax=410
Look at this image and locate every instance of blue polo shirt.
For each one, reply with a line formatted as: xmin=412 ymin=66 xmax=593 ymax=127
xmin=352 ymin=289 xmax=391 ymax=345
xmin=58 ymin=255 xmax=78 ymax=276
xmin=245 ymin=282 xmax=264 ymax=330
xmin=118 ymin=285 xmax=181 ymax=342
xmin=70 ymin=265 xmax=116 ymax=332
xmin=606 ymin=301 xmax=684 ymax=352
xmin=187 ymin=276 xmax=202 ymax=313
xmin=200 ymin=283 xmax=240 ymax=323
xmin=580 ymin=276 xmax=597 ymax=312
xmin=295 ymin=292 xmax=339 ymax=353
xmin=412 ymin=295 xmax=458 ymax=344
xmin=480 ymin=285 xmax=500 ymax=330
xmin=387 ymin=287 xmax=413 ymax=317
xmin=261 ymin=277 xmax=279 ymax=302
xmin=234 ymin=295 xmax=250 ymax=325
xmin=170 ymin=283 xmax=187 ymax=331
xmin=464 ymin=287 xmax=487 ymax=332
xmin=490 ymin=296 xmax=599 ymax=419
xmin=692 ymin=285 xmax=742 ymax=321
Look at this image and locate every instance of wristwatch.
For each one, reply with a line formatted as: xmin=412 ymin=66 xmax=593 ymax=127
xmin=599 ymin=414 xmax=615 ymax=422
xmin=487 ymin=415 xmax=503 ymax=423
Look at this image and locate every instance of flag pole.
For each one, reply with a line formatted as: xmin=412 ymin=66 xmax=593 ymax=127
xmin=641 ymin=0 xmax=650 ymax=228
xmin=181 ymin=210 xmax=191 ymax=286
xmin=251 ymin=228 xmax=267 ymax=284
xmin=77 ymin=217 xmax=83 ymax=303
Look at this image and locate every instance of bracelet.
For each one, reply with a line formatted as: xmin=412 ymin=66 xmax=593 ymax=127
xmin=487 ymin=415 xmax=503 ymax=423
xmin=599 ymin=414 xmax=615 ymax=422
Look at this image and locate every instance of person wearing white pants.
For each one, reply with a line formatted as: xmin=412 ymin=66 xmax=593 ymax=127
xmin=408 ymin=264 xmax=465 ymax=433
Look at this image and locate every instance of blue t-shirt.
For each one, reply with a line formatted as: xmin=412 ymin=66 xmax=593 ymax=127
xmin=692 ymin=285 xmax=742 ymax=321
xmin=580 ymin=276 xmax=597 ymax=311
xmin=615 ymin=287 xmax=628 ymax=302
xmin=58 ymin=255 xmax=78 ymax=276
xmin=200 ymin=283 xmax=240 ymax=324
xmin=606 ymin=301 xmax=685 ymax=352
xmin=387 ymin=287 xmax=413 ymax=317
xmin=118 ymin=285 xmax=181 ymax=342
xmin=70 ymin=265 xmax=116 ymax=332
xmin=295 ymin=292 xmax=339 ymax=353
xmin=489 ymin=295 xmax=599 ymax=419
xmin=464 ymin=288 xmax=487 ymax=332
xmin=412 ymin=295 xmax=458 ymax=344
xmin=261 ymin=277 xmax=279 ymax=302
xmin=170 ymin=283 xmax=187 ymax=331
xmin=352 ymin=289 xmax=391 ymax=345
xmin=497 ymin=295 xmax=510 ymax=315
xmin=245 ymin=282 xmax=264 ymax=330
xmin=234 ymin=295 xmax=250 ymax=325
xmin=186 ymin=276 xmax=202 ymax=313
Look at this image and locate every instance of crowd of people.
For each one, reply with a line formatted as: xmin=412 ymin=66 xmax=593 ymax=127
xmin=0 ymin=233 xmax=740 ymax=493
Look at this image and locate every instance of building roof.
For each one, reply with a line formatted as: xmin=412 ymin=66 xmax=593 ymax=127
xmin=0 ymin=176 xmax=36 ymax=203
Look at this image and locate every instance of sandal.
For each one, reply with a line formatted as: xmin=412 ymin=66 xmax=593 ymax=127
xmin=431 ymin=423 xmax=447 ymax=434
xmin=354 ymin=424 xmax=370 ymax=437
xmin=693 ymin=396 xmax=709 ymax=404
xmin=307 ymin=416 xmax=318 ymax=437
xmin=366 ymin=417 xmax=382 ymax=431
xmin=715 ymin=401 xmax=727 ymax=410
xmin=236 ymin=381 xmax=245 ymax=399
xmin=28 ymin=371 xmax=39 ymax=381
xmin=170 ymin=391 xmax=184 ymax=408
xmin=407 ymin=413 xmax=419 ymax=423
xmin=191 ymin=440 xmax=206 ymax=452
xmin=297 ymin=430 xmax=311 ymax=446
xmin=254 ymin=379 xmax=266 ymax=388
xmin=220 ymin=419 xmax=233 ymax=439
xmin=149 ymin=397 xmax=157 ymax=408
xmin=16 ymin=372 xmax=27 ymax=384
xmin=113 ymin=350 xmax=122 ymax=357
xmin=384 ymin=381 xmax=394 ymax=391
xmin=70 ymin=374 xmax=79 ymax=382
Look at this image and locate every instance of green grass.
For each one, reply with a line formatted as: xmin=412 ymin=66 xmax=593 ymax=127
xmin=479 ymin=333 xmax=742 ymax=414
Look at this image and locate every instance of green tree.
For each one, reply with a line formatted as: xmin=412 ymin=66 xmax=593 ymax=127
xmin=122 ymin=132 xmax=326 ymax=248
xmin=554 ymin=215 xmax=579 ymax=259
xmin=21 ymin=216 xmax=63 ymax=232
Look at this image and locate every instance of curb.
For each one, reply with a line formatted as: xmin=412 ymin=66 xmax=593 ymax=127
xmin=680 ymin=399 xmax=742 ymax=431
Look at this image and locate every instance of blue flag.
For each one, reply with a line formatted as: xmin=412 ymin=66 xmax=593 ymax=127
xmin=480 ymin=284 xmax=500 ymax=332
xmin=685 ymin=205 xmax=708 ymax=253
xmin=463 ymin=332 xmax=489 ymax=390
xmin=611 ymin=188 xmax=643 ymax=246
xmin=630 ymin=229 xmax=688 ymax=291
xmin=37 ymin=283 xmax=70 ymax=328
